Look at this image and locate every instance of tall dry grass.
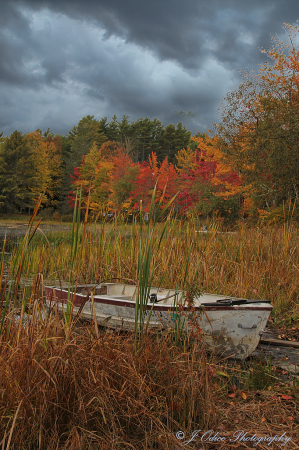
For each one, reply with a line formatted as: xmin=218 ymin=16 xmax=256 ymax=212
xmin=0 ymin=307 xmax=215 ymax=450
xmin=1 ymin=212 xmax=299 ymax=448
xmin=21 ymin=218 xmax=299 ymax=321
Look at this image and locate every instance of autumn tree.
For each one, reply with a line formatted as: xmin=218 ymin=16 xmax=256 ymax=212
xmin=109 ymin=151 xmax=138 ymax=211
xmin=60 ymin=116 xmax=107 ymax=212
xmin=216 ymin=22 xmax=299 ymax=209
xmin=177 ymin=135 xmax=242 ymax=219
xmin=131 ymin=153 xmax=178 ymax=212
xmin=44 ymin=134 xmax=64 ymax=207
xmin=26 ymin=130 xmax=63 ymax=208
xmin=69 ymin=141 xmax=124 ymax=216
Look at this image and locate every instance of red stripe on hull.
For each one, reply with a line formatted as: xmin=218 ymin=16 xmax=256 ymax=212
xmin=44 ymin=287 xmax=272 ymax=312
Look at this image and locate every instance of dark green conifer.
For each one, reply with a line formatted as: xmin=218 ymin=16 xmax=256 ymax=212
xmin=0 ymin=131 xmax=39 ymax=214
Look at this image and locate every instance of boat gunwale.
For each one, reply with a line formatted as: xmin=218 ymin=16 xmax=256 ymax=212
xmin=44 ymin=286 xmax=273 ymax=312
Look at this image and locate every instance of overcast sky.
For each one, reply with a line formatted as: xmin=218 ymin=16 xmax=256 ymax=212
xmin=1 ymin=0 xmax=299 ymax=137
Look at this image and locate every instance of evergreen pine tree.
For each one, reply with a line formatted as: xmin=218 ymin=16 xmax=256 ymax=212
xmin=0 ymin=131 xmax=39 ymax=214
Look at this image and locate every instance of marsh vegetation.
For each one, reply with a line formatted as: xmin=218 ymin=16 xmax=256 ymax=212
xmin=0 ymin=208 xmax=299 ymax=449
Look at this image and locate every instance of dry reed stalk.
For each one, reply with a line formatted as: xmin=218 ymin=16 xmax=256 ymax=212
xmin=0 ymin=310 xmax=217 ymax=450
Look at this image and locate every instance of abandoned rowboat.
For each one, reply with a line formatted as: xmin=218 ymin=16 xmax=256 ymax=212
xmin=44 ymin=283 xmax=272 ymax=360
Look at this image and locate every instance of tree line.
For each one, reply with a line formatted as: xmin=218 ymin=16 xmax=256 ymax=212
xmin=0 ymin=116 xmax=194 ymax=216
xmin=0 ymin=115 xmax=241 ymax=222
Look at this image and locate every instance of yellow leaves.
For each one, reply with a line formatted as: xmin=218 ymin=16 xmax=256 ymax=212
xmin=176 ymin=146 xmax=198 ymax=173
xmin=240 ymin=196 xmax=254 ymax=215
xmin=74 ymin=142 xmax=114 ymax=214
xmin=25 ymin=130 xmax=63 ymax=206
xmin=26 ymin=130 xmax=44 ymax=148
xmin=178 ymin=132 xmax=244 ymax=203
xmin=88 ymin=201 xmax=103 ymax=215
xmin=148 ymin=152 xmax=159 ymax=178
xmin=26 ymin=131 xmax=50 ymax=195
xmin=122 ymin=200 xmax=132 ymax=209
xmin=257 ymin=208 xmax=270 ymax=218
xmin=215 ymin=183 xmax=243 ymax=200
xmin=82 ymin=142 xmax=101 ymax=181
xmin=241 ymin=391 xmax=247 ymax=400
xmin=258 ymin=22 xmax=299 ymax=92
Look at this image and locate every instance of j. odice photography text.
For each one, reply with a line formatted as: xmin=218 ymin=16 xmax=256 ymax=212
xmin=176 ymin=429 xmax=292 ymax=447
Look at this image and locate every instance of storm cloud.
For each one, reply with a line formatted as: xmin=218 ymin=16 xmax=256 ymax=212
xmin=1 ymin=0 xmax=299 ymax=136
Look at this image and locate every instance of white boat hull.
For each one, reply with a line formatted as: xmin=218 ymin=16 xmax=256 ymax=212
xmin=44 ymin=283 xmax=272 ymax=360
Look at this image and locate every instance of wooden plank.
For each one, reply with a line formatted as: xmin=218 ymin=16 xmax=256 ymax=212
xmin=260 ymin=337 xmax=299 ymax=349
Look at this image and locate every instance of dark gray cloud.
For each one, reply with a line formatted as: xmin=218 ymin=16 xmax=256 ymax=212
xmin=13 ymin=0 xmax=299 ymax=68
xmin=0 ymin=0 xmax=299 ymax=136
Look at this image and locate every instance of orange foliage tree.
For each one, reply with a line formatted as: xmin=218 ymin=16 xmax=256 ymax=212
xmin=109 ymin=150 xmax=139 ymax=212
xmin=176 ymin=134 xmax=242 ymax=218
xmin=216 ymin=22 xmax=299 ymax=210
xmin=130 ymin=153 xmax=178 ymax=212
xmin=70 ymin=141 xmax=138 ymax=216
